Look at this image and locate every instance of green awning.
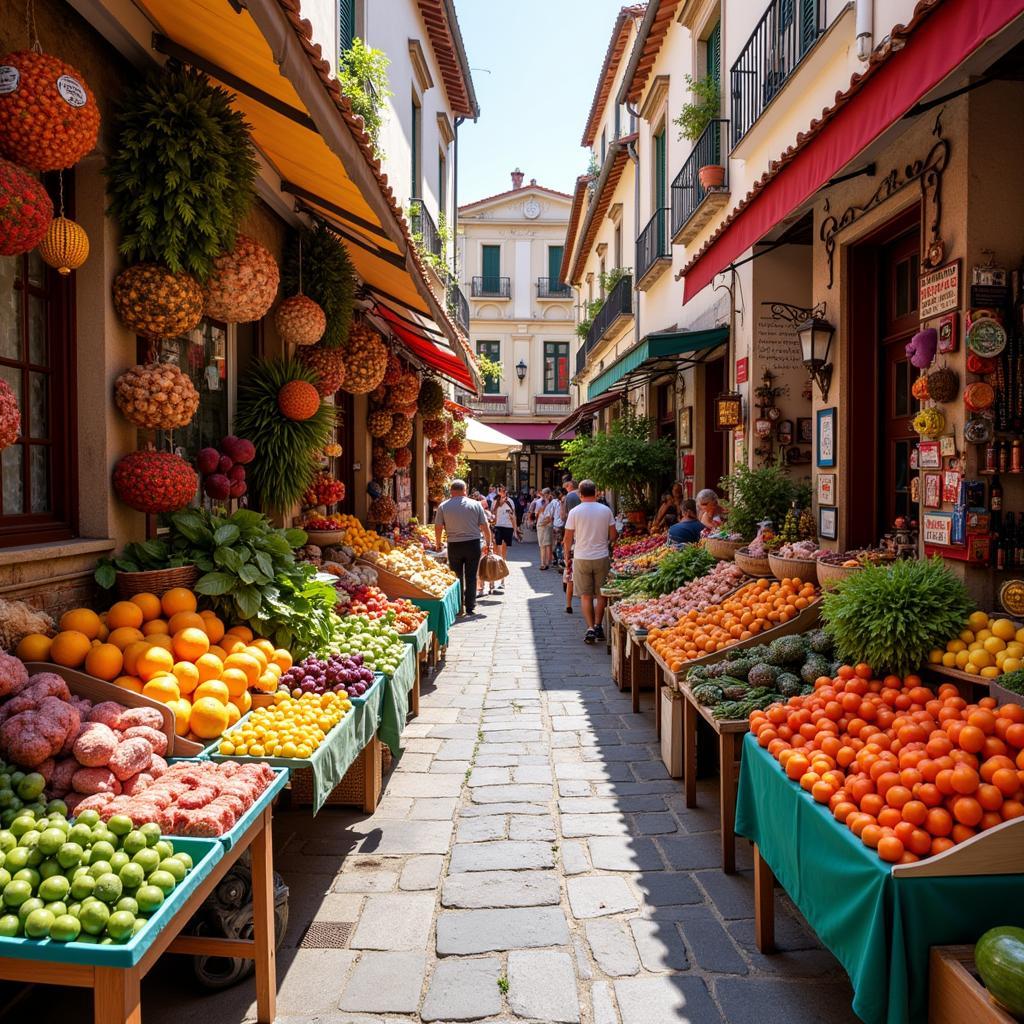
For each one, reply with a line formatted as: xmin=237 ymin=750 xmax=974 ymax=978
xmin=587 ymin=326 xmax=729 ymax=399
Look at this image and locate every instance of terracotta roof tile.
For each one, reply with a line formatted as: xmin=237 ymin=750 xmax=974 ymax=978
xmin=560 ymin=176 xmax=594 ymax=283
xmin=582 ymin=5 xmax=647 ymax=148
xmin=620 ymin=0 xmax=681 ymax=106
xmin=459 ymin=182 xmax=574 ymax=211
xmin=415 ymin=0 xmax=480 ymax=118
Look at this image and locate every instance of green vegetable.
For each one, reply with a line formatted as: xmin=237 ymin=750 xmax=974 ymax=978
xmin=998 ymin=670 xmax=1024 ymax=695
xmin=719 ymin=456 xmax=811 ymax=542
xmin=975 ymin=926 xmax=1024 ymax=1016
xmin=712 ymin=690 xmax=783 ymax=720
xmin=94 ymin=538 xmax=194 ymax=590
xmin=821 ymin=557 xmax=971 ymax=676
xmin=619 ymin=545 xmax=715 ymax=598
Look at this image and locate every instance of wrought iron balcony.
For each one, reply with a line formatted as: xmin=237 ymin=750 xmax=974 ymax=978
xmin=447 ymin=279 xmax=469 ymax=334
xmin=730 ymin=0 xmax=824 ymax=145
xmin=576 ymin=274 xmax=633 ymax=376
xmin=635 ymin=208 xmax=671 ymax=290
xmin=534 ymin=395 xmax=571 ymax=416
xmin=471 ymin=276 xmax=511 ymax=298
xmin=537 ymin=277 xmax=572 ymax=299
xmin=409 ymin=198 xmax=441 ymax=258
xmin=670 ymin=119 xmax=730 ymax=245
xmin=462 ymin=393 xmax=510 ymax=415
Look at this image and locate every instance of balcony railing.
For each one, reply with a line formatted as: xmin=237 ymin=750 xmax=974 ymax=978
xmin=471 ymin=276 xmax=511 ymax=298
xmin=537 ymin=277 xmax=572 ymax=299
xmin=730 ymin=0 xmax=824 ymax=145
xmin=409 ymin=198 xmax=441 ymax=258
xmin=635 ymin=208 xmax=670 ymax=288
xmin=534 ymin=395 xmax=571 ymax=416
xmin=447 ymin=279 xmax=469 ymax=334
xmin=671 ymin=119 xmax=730 ymax=242
xmin=454 ymin=392 xmax=510 ymax=416
xmin=576 ymin=273 xmax=633 ymax=375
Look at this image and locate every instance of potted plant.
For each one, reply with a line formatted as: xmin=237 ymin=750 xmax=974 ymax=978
xmin=673 ymin=75 xmax=724 ymax=189
xmin=559 ymin=411 xmax=674 ymax=525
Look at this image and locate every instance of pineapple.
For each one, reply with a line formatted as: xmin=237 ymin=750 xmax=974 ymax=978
xmin=799 ymin=506 xmax=816 ymax=541
xmin=779 ymin=504 xmax=800 ymax=544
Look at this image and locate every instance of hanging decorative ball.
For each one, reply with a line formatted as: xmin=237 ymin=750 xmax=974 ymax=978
xmin=372 ymin=449 xmax=397 ymax=480
xmin=383 ymin=415 xmax=413 ymax=449
xmin=911 ymin=375 xmax=930 ymax=402
xmin=0 ymin=380 xmax=21 ymax=451
xmin=397 ymin=401 xmax=419 ymax=420
xmin=423 ymin=417 xmax=446 ymax=440
xmin=367 ymin=408 xmax=393 ymax=438
xmin=112 ymin=264 xmax=203 ymax=339
xmin=202 ymin=235 xmax=280 ymax=323
xmin=393 ymin=446 xmax=412 ymax=469
xmin=38 ymin=215 xmax=88 ymax=273
xmin=341 ymin=320 xmax=388 ymax=395
xmin=926 ymin=366 xmax=958 ymax=404
xmin=964 ymin=381 xmax=996 ymax=412
xmin=383 ymin=351 xmax=403 ymax=385
xmin=390 ymin=370 xmax=421 ymax=405
xmin=370 ymin=494 xmax=397 ymax=524
xmin=275 ymin=294 xmax=326 ymax=346
xmin=296 ymin=342 xmax=346 ymax=396
xmin=0 ymin=51 xmax=100 ymax=171
xmin=912 ymin=407 xmax=945 ymax=438
xmin=418 ymin=377 xmax=445 ymax=417
xmin=112 ymin=449 xmax=198 ymax=514
xmin=442 ymin=454 xmax=457 ymax=475
xmin=0 ymin=157 xmax=52 ymax=256
xmin=277 ymin=379 xmax=321 ymax=421
xmin=323 ymin=442 xmax=342 ymax=458
xmin=114 ymin=362 xmax=199 ymax=430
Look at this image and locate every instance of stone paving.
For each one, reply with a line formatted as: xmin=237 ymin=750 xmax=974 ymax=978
xmin=2 ymin=555 xmax=862 ymax=1024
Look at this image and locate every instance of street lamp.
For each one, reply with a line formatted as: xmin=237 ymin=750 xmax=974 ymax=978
xmin=516 ymin=359 xmax=528 ymax=383
xmin=796 ymin=316 xmax=835 ymax=402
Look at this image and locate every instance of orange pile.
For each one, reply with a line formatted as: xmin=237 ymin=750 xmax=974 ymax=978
xmin=750 ymin=664 xmax=1024 ymax=864
xmin=647 ymin=577 xmax=818 ymax=671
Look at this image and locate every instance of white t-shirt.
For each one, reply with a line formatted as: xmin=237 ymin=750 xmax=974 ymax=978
xmin=494 ymin=498 xmax=516 ymax=528
xmin=538 ymin=500 xmax=555 ymax=526
xmin=565 ymin=501 xmax=616 ymax=560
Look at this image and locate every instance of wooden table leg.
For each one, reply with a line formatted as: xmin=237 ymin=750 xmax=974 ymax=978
xmin=363 ymin=735 xmax=382 ymax=813
xmin=410 ymin=656 xmax=420 ymax=718
xmin=251 ymin=807 xmax=277 ymax=1024
xmin=654 ymin=672 xmax=662 ymax=739
xmin=94 ymin=966 xmax=141 ymax=1024
xmin=631 ymin=651 xmax=641 ymax=714
xmin=683 ymin=692 xmax=698 ymax=809
xmin=719 ymin=731 xmax=737 ymax=874
xmin=754 ymin=843 xmax=775 ymax=954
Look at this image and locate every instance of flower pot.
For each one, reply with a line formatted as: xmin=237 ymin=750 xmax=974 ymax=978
xmin=698 ymin=164 xmax=725 ymax=189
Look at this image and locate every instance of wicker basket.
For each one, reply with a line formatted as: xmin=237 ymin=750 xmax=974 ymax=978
xmin=304 ymin=529 xmax=346 ymax=546
xmin=290 ymin=744 xmax=393 ymax=807
xmin=768 ymin=552 xmax=819 ymax=584
xmin=734 ymin=548 xmax=772 ymax=577
xmin=816 ymin=558 xmax=863 ymax=589
xmin=704 ymin=536 xmax=745 ymax=561
xmin=115 ymin=564 xmax=199 ymax=598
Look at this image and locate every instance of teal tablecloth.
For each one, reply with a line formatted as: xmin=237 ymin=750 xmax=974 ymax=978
xmin=411 ymin=581 xmax=461 ymax=647
xmin=735 ymin=733 xmax=1024 ymax=1024
xmin=377 ymin=643 xmax=415 ymax=757
xmin=399 ymin=617 xmax=430 ymax=653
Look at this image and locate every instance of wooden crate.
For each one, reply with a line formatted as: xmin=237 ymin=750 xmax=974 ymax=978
xmin=929 ymin=946 xmax=1018 ymax=1024
xmin=660 ymin=687 xmax=683 ymax=778
xmin=290 ymin=739 xmax=392 ymax=811
xmin=609 ymin=609 xmax=629 ymax=691
xmin=355 ymin=558 xmax=442 ymax=600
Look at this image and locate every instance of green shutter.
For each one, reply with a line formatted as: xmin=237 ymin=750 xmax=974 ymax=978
xmin=800 ymin=0 xmax=818 ymax=54
xmin=339 ymin=0 xmax=355 ymax=53
xmin=654 ymin=131 xmax=666 ymax=208
xmin=548 ymin=246 xmax=563 ymax=286
xmin=706 ymin=22 xmax=721 ymax=90
xmin=482 ymin=245 xmax=500 ymax=290
xmin=477 ymin=341 xmax=501 ymax=394
xmin=439 ymin=152 xmax=446 ymax=219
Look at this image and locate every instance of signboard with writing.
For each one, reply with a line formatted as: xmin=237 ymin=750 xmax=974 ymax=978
xmin=736 ymin=357 xmax=748 ymax=384
xmin=922 ymin=512 xmax=952 ymax=546
xmin=920 ymin=260 xmax=961 ymax=321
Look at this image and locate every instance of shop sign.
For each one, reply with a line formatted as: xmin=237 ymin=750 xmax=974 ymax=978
xmin=918 ymin=441 xmax=941 ymax=469
xmin=919 ymin=260 xmax=960 ymax=321
xmin=922 ymin=512 xmax=952 ymax=546
xmin=735 ymin=357 xmax=748 ymax=384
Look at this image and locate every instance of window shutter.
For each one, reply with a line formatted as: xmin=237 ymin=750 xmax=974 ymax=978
xmin=339 ymin=0 xmax=355 ymax=53
xmin=548 ymin=246 xmax=563 ymax=285
xmin=800 ymin=0 xmax=819 ymax=54
xmin=706 ymin=22 xmax=721 ymax=89
xmin=482 ymin=245 xmax=500 ymax=286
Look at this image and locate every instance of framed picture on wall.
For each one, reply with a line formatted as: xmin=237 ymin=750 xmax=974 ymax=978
xmin=817 ymin=473 xmax=835 ymax=506
xmin=797 ymin=417 xmax=813 ymax=445
xmin=942 ymin=469 xmax=962 ymax=503
xmin=679 ymin=406 xmax=693 ymax=448
xmin=923 ymin=472 xmax=942 ymax=508
xmin=816 ymin=408 xmax=836 ymax=467
xmin=819 ymin=506 xmax=838 ymax=540
xmin=919 ymin=441 xmax=941 ymax=469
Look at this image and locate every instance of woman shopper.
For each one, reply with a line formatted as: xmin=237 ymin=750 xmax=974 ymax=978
xmin=536 ymin=489 xmax=555 ymax=569
xmin=651 ymin=482 xmax=685 ymax=532
xmin=491 ymin=485 xmax=519 ymax=592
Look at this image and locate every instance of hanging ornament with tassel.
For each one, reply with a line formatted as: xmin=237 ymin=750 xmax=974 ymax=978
xmin=38 ymin=170 xmax=88 ymax=274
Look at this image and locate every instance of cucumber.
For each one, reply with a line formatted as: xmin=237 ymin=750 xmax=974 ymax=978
xmin=975 ymin=926 xmax=1024 ymax=1016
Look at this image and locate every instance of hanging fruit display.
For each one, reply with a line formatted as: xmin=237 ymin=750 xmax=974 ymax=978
xmin=233 ymin=357 xmax=334 ymax=510
xmin=302 ymin=471 xmax=345 ymax=507
xmin=397 ymin=400 xmax=419 ymax=420
xmin=0 ymin=157 xmax=52 ymax=256
xmin=38 ymin=215 xmax=89 ymax=274
xmin=367 ymin=408 xmax=393 ymax=438
xmin=370 ymin=495 xmax=397 ymax=524
xmin=394 ymin=446 xmax=412 ymax=469
xmin=418 ymin=377 xmax=445 ymax=417
xmin=372 ymin=449 xmax=396 ymax=480
xmin=197 ymin=435 xmax=255 ymax=501
xmin=447 ymin=436 xmax=464 ymax=455
xmin=0 ymin=380 xmax=21 ymax=451
xmin=389 ymin=370 xmax=421 ymax=405
xmin=112 ymin=449 xmax=198 ymax=514
xmin=323 ymin=442 xmax=342 ymax=458
xmin=0 ymin=51 xmax=100 ymax=171
xmin=112 ymin=264 xmax=204 ymax=339
xmin=276 ymin=294 xmax=326 ymax=347
xmin=442 ymin=454 xmax=457 ymax=475
xmin=282 ymin=224 xmax=356 ymax=348
xmin=342 ymin=319 xmax=388 ymax=394
xmin=277 ymin=379 xmax=321 ymax=422
xmin=202 ymin=235 xmax=279 ymax=323
xmin=114 ymin=362 xmax=200 ymax=430
xmin=911 ymin=375 xmax=930 ymax=402
xmin=105 ymin=66 xmax=257 ymax=280
xmin=423 ymin=417 xmax=446 ymax=439
xmin=912 ymin=407 xmax=945 ymax=438
xmin=384 ymin=415 xmax=413 ymax=449
xmin=927 ymin=366 xmax=958 ymax=403
xmin=383 ymin=351 xmax=403 ymax=385
xmin=296 ymin=342 xmax=346 ymax=397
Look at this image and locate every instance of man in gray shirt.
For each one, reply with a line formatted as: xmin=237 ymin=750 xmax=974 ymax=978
xmin=435 ymin=480 xmax=492 ymax=617
xmin=563 ymin=477 xmax=581 ymax=515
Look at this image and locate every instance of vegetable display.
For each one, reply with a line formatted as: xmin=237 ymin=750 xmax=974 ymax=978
xmin=975 ymin=927 xmax=1024 ymax=1017
xmin=365 ymin=546 xmax=456 ymax=597
xmin=325 ymin=615 xmax=405 ymax=676
xmin=615 ymin=561 xmax=747 ymax=631
xmin=278 ymin=653 xmax=375 ymax=699
xmin=618 ymin=545 xmax=715 ymax=598
xmin=217 ymin=692 xmax=350 ymax=759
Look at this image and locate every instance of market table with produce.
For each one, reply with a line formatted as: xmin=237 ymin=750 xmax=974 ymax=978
xmin=737 ymin=733 xmax=1024 ymax=1024
xmin=377 ymin=642 xmax=416 ymax=757
xmin=411 ymin=581 xmax=461 ymax=651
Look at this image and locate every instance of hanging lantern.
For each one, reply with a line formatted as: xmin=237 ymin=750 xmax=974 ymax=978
xmin=38 ymin=215 xmax=89 ymax=274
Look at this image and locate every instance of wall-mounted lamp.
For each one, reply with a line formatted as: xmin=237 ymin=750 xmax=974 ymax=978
xmin=796 ymin=316 xmax=835 ymax=402
xmin=714 ymin=392 xmax=743 ymax=431
xmin=516 ymin=359 xmax=528 ymax=383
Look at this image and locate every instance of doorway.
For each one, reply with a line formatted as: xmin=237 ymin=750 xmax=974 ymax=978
xmin=702 ymin=356 xmax=727 ymax=494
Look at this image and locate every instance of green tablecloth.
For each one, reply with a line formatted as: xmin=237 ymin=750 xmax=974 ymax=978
xmin=411 ymin=581 xmax=461 ymax=647
xmin=377 ymin=643 xmax=415 ymax=757
xmin=399 ymin=617 xmax=430 ymax=653
xmin=735 ymin=733 xmax=1024 ymax=1024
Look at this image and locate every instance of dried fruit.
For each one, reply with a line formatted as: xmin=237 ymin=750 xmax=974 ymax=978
xmin=0 ymin=379 xmax=20 ymax=451
xmin=418 ymin=377 xmax=445 ymax=417
xmin=393 ymin=446 xmax=412 ymax=469
xmin=370 ymin=495 xmax=397 ymax=524
xmin=423 ymin=418 xmax=446 ymax=440
xmin=112 ymin=450 xmax=198 ymax=514
xmin=0 ymin=51 xmax=100 ymax=170
xmin=389 ymin=370 xmax=421 ymax=405
xmin=114 ymin=363 xmax=199 ymax=430
xmin=383 ymin=351 xmax=402 ymax=385
xmin=202 ymin=235 xmax=279 ymax=323
xmin=342 ymin=320 xmax=388 ymax=394
xmin=277 ymin=380 xmax=321 ymax=421
xmin=367 ymin=408 xmax=393 ymax=438
xmin=112 ymin=264 xmax=203 ymax=339
xmin=372 ymin=450 xmax=396 ymax=479
xmin=296 ymin=342 xmax=346 ymax=396
xmin=383 ymin=415 xmax=413 ymax=448
xmin=220 ymin=436 xmax=255 ymax=464
xmin=274 ymin=294 xmax=326 ymax=346
xmin=447 ymin=436 xmax=463 ymax=455
xmin=442 ymin=454 xmax=457 ymax=474
xmin=0 ymin=158 xmax=53 ymax=256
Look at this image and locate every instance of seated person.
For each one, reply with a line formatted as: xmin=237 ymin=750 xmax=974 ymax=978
xmin=651 ymin=482 xmax=684 ymax=532
xmin=696 ymin=487 xmax=726 ymax=530
xmin=668 ymin=499 xmax=704 ymax=544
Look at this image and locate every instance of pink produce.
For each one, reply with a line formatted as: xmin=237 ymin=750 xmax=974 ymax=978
xmin=617 ymin=561 xmax=748 ymax=631
xmin=108 ymin=737 xmax=153 ymax=781
xmin=0 ymin=653 xmax=29 ymax=698
xmin=217 ymin=455 xmax=233 ymax=474
xmin=121 ymin=772 xmax=153 ymax=796
xmin=122 ymin=724 xmax=167 ymax=756
xmin=89 ymin=701 xmax=124 ymax=729
xmin=73 ymin=721 xmax=118 ymax=767
xmin=197 ymin=447 xmax=221 ymax=475
xmin=149 ymin=753 xmax=168 ymax=776
xmin=72 ymin=767 xmax=121 ymax=795
xmin=0 ymin=695 xmax=80 ymax=767
xmin=115 ymin=707 xmax=163 ymax=732
xmin=49 ymin=757 xmax=78 ymax=794
xmin=221 ymin=436 xmax=255 ymax=464
xmin=228 ymin=479 xmax=247 ymax=498
xmin=204 ymin=473 xmax=231 ymax=500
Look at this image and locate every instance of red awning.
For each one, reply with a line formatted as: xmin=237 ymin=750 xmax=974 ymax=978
xmin=683 ymin=0 xmax=1024 ymax=302
xmin=481 ymin=422 xmax=572 ymax=442
xmin=372 ymin=303 xmax=475 ymax=389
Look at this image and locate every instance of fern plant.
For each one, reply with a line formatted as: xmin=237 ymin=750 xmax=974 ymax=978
xmin=233 ymin=357 xmax=335 ymax=512
xmin=821 ymin=557 xmax=971 ymax=676
xmin=105 ymin=66 xmax=258 ymax=280
xmin=282 ymin=225 xmax=357 ymax=349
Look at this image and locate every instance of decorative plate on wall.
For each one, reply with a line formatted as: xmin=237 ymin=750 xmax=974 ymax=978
xmin=966 ymin=317 xmax=1007 ymax=357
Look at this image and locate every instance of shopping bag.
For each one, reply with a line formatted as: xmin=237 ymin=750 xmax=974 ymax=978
xmin=478 ymin=551 xmax=509 ymax=582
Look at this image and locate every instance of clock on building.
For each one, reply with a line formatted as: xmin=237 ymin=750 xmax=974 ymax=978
xmin=523 ymin=198 xmax=541 ymax=219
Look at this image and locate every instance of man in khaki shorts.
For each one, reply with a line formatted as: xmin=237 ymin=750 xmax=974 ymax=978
xmin=563 ymin=479 xmax=618 ymax=644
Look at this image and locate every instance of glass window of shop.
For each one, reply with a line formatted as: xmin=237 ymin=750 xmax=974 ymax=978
xmin=477 ymin=340 xmax=501 ymax=394
xmin=544 ymin=342 xmax=569 ymax=394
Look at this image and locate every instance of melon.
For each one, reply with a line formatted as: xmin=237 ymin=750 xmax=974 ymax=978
xmin=976 ymin=926 xmax=1024 ymax=1016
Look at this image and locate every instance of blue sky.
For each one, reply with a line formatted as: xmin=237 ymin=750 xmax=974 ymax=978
xmin=455 ymin=0 xmax=631 ymax=203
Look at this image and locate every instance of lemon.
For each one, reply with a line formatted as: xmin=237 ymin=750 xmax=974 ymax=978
xmin=955 ymin=650 xmax=971 ymax=669
xmin=980 ymin=666 xmax=1000 ymax=678
xmin=941 ymin=652 xmax=958 ymax=667
xmin=984 ymin=636 xmax=1007 ymax=655
xmin=977 ymin=628 xmax=993 ymax=642
xmin=218 ymin=742 xmax=234 ymax=756
xmin=960 ymin=630 xmax=976 ymax=644
xmin=928 ymin=649 xmax=944 ymax=664
xmin=947 ymin=639 xmax=966 ymax=653
xmin=969 ymin=649 xmax=993 ymax=669
xmin=1003 ymin=657 xmax=1022 ymax=674
xmin=964 ymin=662 xmax=980 ymax=675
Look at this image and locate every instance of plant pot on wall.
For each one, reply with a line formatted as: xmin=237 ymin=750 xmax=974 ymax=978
xmin=698 ymin=165 xmax=725 ymax=189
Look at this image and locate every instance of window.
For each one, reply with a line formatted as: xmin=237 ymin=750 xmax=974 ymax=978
xmin=438 ymin=149 xmax=447 ymax=224
xmin=600 ymin=129 xmax=607 ymax=165
xmin=705 ymin=21 xmax=721 ymax=88
xmin=0 ymin=175 xmax=76 ymax=545
xmin=339 ymin=0 xmax=356 ymax=52
xmin=477 ymin=340 xmax=501 ymax=394
xmin=547 ymin=246 xmax=563 ymax=287
xmin=481 ymin=245 xmax=501 ymax=292
xmin=653 ymin=125 xmax=667 ymax=211
xmin=614 ymin=224 xmax=622 ymax=270
xmin=411 ymin=93 xmax=422 ymax=197
xmin=543 ymin=343 xmax=569 ymax=394
xmin=614 ymin=104 xmax=621 ymax=139
xmin=599 ymin=259 xmax=606 ymax=299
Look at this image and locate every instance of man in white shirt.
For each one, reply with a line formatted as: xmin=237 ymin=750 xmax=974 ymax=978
xmin=563 ymin=479 xmax=618 ymax=644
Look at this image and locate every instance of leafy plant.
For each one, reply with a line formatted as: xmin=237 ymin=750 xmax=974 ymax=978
xmin=282 ymin=224 xmax=357 ymax=349
xmin=822 ymin=558 xmax=971 ymax=677
xmin=234 ymin=357 xmax=336 ymax=512
xmin=476 ymin=353 xmax=502 ymax=385
xmin=575 ymin=268 xmax=632 ymax=340
xmin=105 ymin=66 xmax=258 ymax=280
xmin=673 ymin=74 xmax=720 ymax=143
xmin=94 ymin=540 xmax=193 ymax=589
xmin=560 ymin=412 xmax=674 ymax=511
xmin=719 ymin=456 xmax=810 ymax=541
xmin=409 ymin=205 xmax=455 ymax=280
xmin=620 ymin=545 xmax=715 ymax=597
xmin=337 ymin=37 xmax=392 ymax=155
